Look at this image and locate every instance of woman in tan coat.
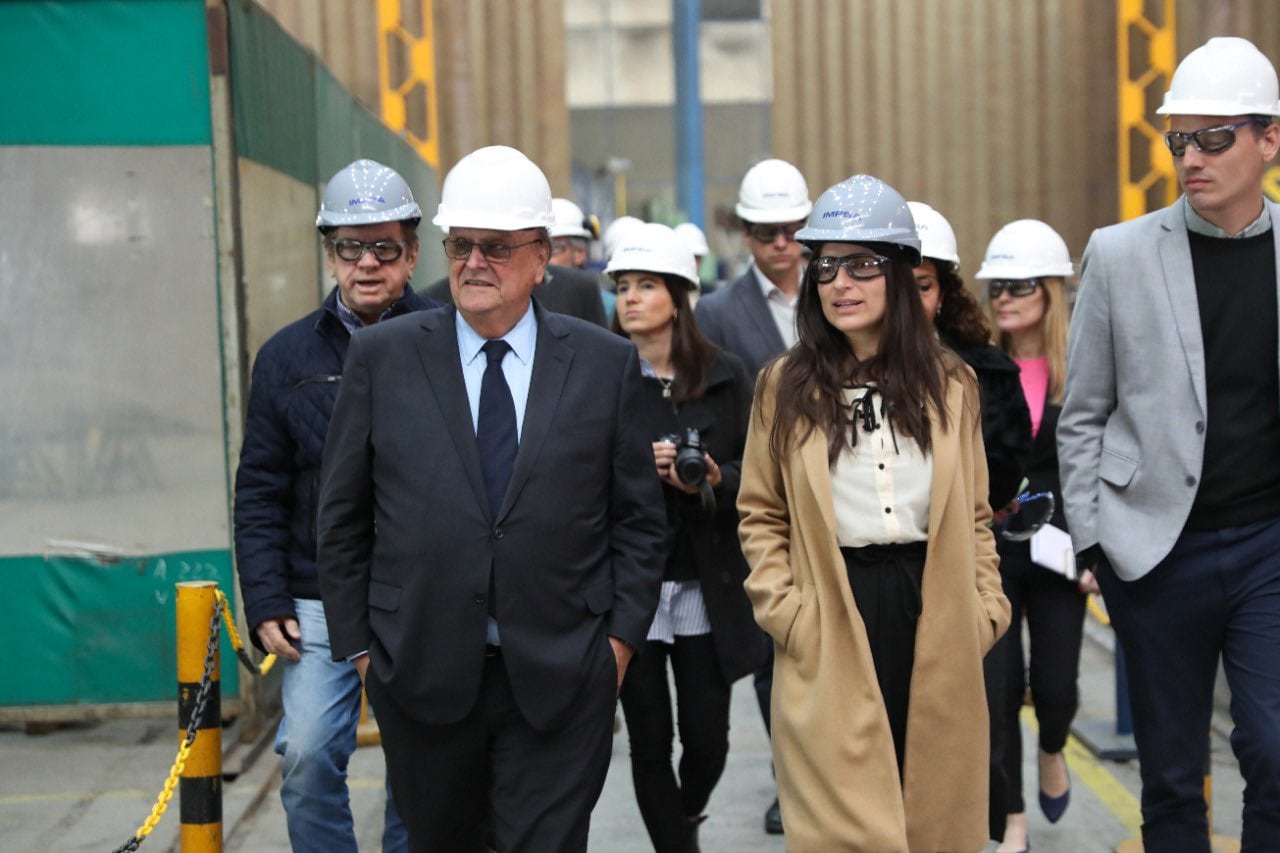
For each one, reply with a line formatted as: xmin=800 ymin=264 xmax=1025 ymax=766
xmin=738 ymin=175 xmax=1012 ymax=852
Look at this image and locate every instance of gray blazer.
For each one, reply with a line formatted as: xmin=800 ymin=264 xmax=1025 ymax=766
xmin=694 ymin=268 xmax=788 ymax=379
xmin=1058 ymin=198 xmax=1280 ymax=581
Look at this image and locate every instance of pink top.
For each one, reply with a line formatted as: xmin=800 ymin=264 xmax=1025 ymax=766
xmin=1014 ymin=356 xmax=1050 ymax=438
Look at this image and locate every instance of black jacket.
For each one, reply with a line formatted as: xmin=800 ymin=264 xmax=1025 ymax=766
xmin=634 ymin=349 xmax=768 ymax=683
xmin=943 ymin=335 xmax=1033 ymax=509
xmin=233 ymin=285 xmax=440 ymax=643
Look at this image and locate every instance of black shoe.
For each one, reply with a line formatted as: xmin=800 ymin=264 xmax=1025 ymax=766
xmin=764 ymin=797 xmax=783 ymax=834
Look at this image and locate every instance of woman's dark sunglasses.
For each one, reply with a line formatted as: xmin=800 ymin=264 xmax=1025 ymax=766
xmin=327 ymin=239 xmax=410 ymax=263
xmin=1163 ymin=119 xmax=1266 ymax=157
xmin=813 ymin=254 xmax=890 ymax=283
xmin=988 ymin=279 xmax=1042 ymax=299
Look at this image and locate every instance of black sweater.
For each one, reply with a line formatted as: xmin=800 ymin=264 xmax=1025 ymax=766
xmin=1186 ymin=228 xmax=1280 ymax=529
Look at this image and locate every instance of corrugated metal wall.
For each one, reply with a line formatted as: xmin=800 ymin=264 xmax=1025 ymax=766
xmin=770 ymin=0 xmax=1116 ymax=272
xmin=771 ymin=0 xmax=1280 ymax=268
xmin=434 ymin=0 xmax=573 ymax=191
xmin=253 ymin=0 xmax=573 ymax=191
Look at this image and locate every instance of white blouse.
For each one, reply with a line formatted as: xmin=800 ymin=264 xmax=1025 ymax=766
xmin=830 ymin=387 xmax=933 ymax=548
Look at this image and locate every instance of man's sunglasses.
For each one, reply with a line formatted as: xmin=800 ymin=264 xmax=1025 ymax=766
xmin=747 ymin=223 xmax=802 ymax=243
xmin=812 ymin=254 xmax=890 ymax=284
xmin=326 ymin=239 xmax=411 ymax=263
xmin=988 ymin=279 xmax=1042 ymax=299
xmin=1163 ymin=119 xmax=1266 ymax=157
xmin=442 ymin=237 xmax=542 ymax=263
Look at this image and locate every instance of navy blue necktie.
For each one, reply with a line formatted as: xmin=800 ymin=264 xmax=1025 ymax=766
xmin=477 ymin=339 xmax=517 ymax=521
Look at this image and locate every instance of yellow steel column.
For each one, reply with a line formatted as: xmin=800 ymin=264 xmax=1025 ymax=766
xmin=177 ymin=581 xmax=222 ymax=852
xmin=377 ymin=0 xmax=440 ymax=170
xmin=1117 ymin=0 xmax=1177 ymax=221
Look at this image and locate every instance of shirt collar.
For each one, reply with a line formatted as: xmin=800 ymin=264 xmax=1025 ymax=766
xmin=1183 ymin=195 xmax=1272 ymax=239
xmin=456 ymin=302 xmax=538 ymax=367
xmin=751 ymin=263 xmax=800 ymax=304
xmin=335 ymin=291 xmax=408 ymax=334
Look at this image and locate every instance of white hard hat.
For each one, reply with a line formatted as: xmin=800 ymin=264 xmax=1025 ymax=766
xmin=602 ymin=215 xmax=645 ymax=260
xmin=1157 ymin=37 xmax=1280 ymax=117
xmin=317 ymin=159 xmax=421 ymax=229
xmin=735 ymin=158 xmax=813 ymax=224
xmin=796 ymin=174 xmax=922 ymax=267
xmin=432 ymin=145 xmax=554 ymax=232
xmin=975 ymin=219 xmax=1073 ymax=280
xmin=673 ymin=222 xmax=710 ymax=256
xmin=550 ymin=198 xmax=593 ymax=240
xmin=907 ymin=202 xmax=960 ymax=269
xmin=605 ymin=222 xmax=699 ymax=290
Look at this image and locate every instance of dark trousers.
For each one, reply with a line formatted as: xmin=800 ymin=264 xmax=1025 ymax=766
xmin=367 ymin=648 xmax=615 ymax=853
xmin=752 ymin=642 xmax=774 ymax=734
xmin=842 ymin=541 xmax=926 ymax=777
xmin=619 ymin=635 xmax=731 ymax=852
xmin=983 ymin=630 xmax=1011 ymax=840
xmin=999 ymin=539 xmax=1086 ymax=814
xmin=1097 ymin=516 xmax=1280 ymax=852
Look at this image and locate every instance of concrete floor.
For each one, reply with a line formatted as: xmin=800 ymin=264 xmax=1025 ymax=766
xmin=1 ymin=617 xmax=1245 ymax=852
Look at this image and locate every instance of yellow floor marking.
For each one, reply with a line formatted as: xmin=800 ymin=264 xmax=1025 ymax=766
xmin=1021 ymin=705 xmax=1143 ymax=836
xmin=0 ymin=789 xmax=147 ymax=806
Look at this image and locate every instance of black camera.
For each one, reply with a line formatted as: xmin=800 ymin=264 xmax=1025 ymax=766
xmin=660 ymin=428 xmax=707 ymax=487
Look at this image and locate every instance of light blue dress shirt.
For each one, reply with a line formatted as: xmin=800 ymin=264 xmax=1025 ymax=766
xmin=456 ymin=302 xmax=538 ymax=645
xmin=456 ymin=303 xmax=537 ymax=441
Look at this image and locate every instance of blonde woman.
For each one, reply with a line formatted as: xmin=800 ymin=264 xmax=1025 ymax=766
xmin=977 ymin=220 xmax=1093 ymax=853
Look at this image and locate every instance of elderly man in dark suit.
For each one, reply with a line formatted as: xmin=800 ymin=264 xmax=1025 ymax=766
xmin=692 ymin=156 xmax=812 ymax=835
xmin=316 ymin=145 xmax=666 ymax=852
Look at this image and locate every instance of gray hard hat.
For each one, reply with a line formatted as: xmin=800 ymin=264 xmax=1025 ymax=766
xmin=795 ymin=174 xmax=921 ymax=267
xmin=316 ymin=159 xmax=422 ymax=230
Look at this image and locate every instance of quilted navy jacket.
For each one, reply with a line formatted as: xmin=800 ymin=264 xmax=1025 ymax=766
xmin=234 ymin=285 xmax=440 ymax=644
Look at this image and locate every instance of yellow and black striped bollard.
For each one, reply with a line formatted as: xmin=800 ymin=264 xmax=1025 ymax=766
xmin=177 ymin=581 xmax=223 ymax=851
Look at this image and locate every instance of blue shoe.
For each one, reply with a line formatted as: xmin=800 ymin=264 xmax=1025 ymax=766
xmin=1039 ymin=782 xmax=1070 ymax=823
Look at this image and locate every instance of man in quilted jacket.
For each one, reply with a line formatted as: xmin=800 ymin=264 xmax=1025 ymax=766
xmin=233 ymin=159 xmax=441 ymax=853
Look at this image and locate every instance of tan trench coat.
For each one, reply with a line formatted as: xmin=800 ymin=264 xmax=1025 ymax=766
xmin=739 ymin=363 xmax=1012 ymax=853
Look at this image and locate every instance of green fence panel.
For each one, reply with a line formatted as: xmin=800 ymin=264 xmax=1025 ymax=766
xmin=0 ymin=0 xmax=211 ymax=145
xmin=0 ymin=550 xmax=238 ymax=706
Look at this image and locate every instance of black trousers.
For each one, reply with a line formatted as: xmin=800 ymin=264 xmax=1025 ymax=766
xmin=983 ymin=629 xmax=1011 ymax=840
xmin=998 ymin=538 xmax=1086 ymax=814
xmin=619 ymin=635 xmax=732 ymax=852
xmin=842 ymin=541 xmax=926 ymax=778
xmin=367 ymin=647 xmax=615 ymax=852
xmin=1097 ymin=518 xmax=1280 ymax=852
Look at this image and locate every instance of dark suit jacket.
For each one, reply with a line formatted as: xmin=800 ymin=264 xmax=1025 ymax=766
xmin=316 ymin=301 xmax=666 ymax=732
xmin=694 ymin=268 xmax=788 ymax=379
xmin=425 ymin=264 xmax=608 ymax=327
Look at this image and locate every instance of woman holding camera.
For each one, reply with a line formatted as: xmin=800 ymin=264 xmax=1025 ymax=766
xmin=738 ymin=176 xmax=1011 ymax=851
xmin=977 ymin=219 xmax=1089 ymax=853
xmin=608 ymin=223 xmax=765 ymax=852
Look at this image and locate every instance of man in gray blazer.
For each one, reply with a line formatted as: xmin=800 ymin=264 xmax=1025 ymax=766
xmin=1058 ymin=37 xmax=1280 ymax=851
xmin=694 ymin=157 xmax=811 ymax=835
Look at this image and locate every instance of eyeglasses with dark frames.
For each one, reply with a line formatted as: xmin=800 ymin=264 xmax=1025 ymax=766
xmin=1163 ymin=119 xmax=1266 ymax=157
xmin=812 ymin=253 xmax=891 ymax=284
xmin=442 ymin=237 xmax=543 ymax=263
xmin=747 ymin=222 xmax=802 ymax=243
xmin=326 ymin=239 xmax=411 ymax=263
xmin=987 ymin=279 xmax=1042 ymax=299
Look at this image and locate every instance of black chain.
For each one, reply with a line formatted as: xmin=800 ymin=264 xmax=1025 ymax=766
xmin=110 ymin=605 xmax=221 ymax=853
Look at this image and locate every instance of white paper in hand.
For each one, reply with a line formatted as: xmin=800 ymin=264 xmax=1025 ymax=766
xmin=1030 ymin=523 xmax=1076 ymax=581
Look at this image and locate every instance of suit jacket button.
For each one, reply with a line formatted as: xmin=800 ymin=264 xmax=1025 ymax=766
xmin=474 ymin=594 xmax=487 ymax=606
xmin=1195 ymin=421 xmax=1205 ymax=434
xmin=1186 ymin=475 xmax=1197 ymax=487
xmin=494 ymin=528 xmax=504 ymax=540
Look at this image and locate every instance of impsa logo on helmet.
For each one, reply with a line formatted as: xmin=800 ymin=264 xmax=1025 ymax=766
xmin=349 ymin=195 xmax=387 ymax=207
xmin=822 ymin=210 xmax=861 ymax=220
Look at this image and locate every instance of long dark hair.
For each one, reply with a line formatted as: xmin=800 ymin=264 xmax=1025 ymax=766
xmin=932 ymin=261 xmax=992 ymax=347
xmin=611 ymin=273 xmax=716 ymax=401
xmin=761 ymin=243 xmax=958 ymax=463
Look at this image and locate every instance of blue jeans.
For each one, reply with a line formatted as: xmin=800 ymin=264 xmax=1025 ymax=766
xmin=275 ymin=598 xmax=407 ymax=853
xmin=1098 ymin=517 xmax=1280 ymax=852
